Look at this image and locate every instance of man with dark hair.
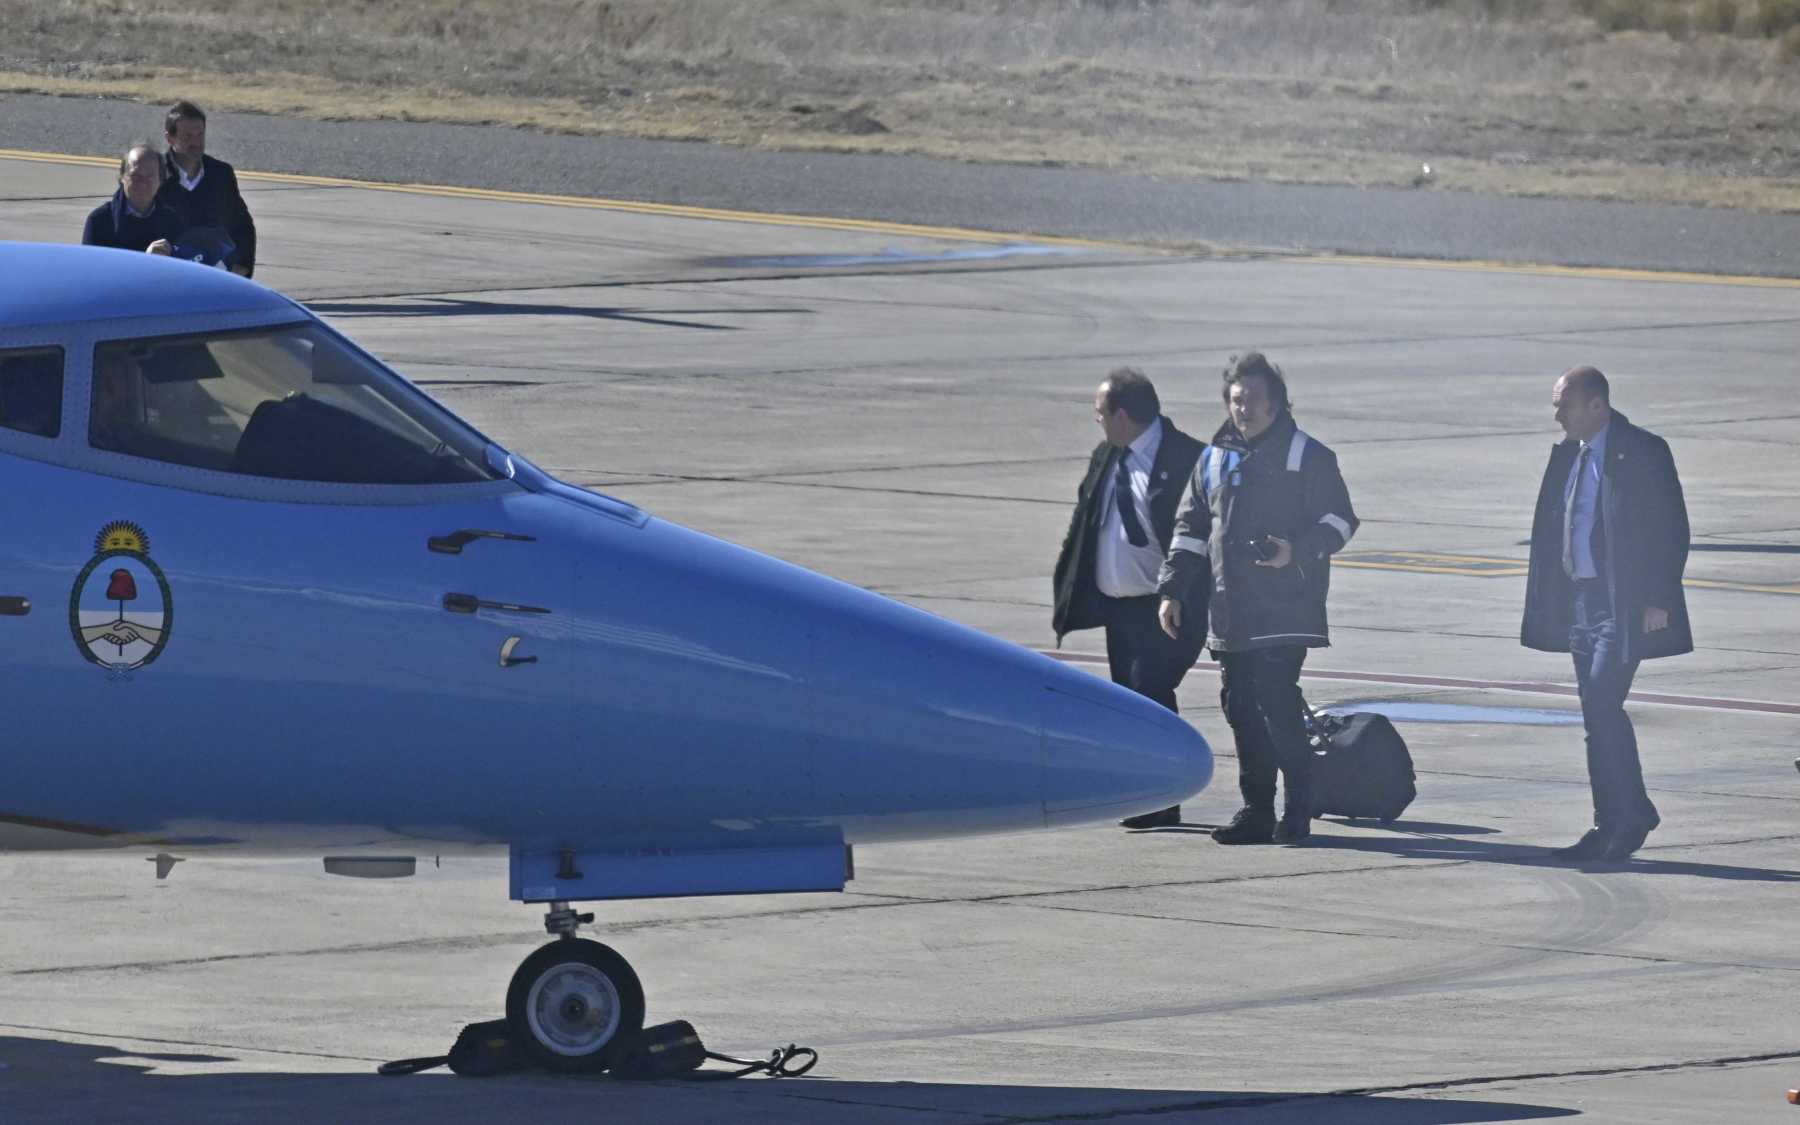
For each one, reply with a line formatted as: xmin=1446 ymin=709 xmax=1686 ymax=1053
xmin=157 ymin=100 xmax=257 ymax=276
xmin=1157 ymin=352 xmax=1358 ymax=845
xmin=1523 ymin=366 xmax=1690 ymax=861
xmin=82 ymin=143 xmax=182 ymax=255
xmin=1053 ymin=367 xmax=1206 ymax=829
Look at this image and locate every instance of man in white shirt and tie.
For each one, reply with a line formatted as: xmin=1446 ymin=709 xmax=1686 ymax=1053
xmin=1051 ymin=368 xmax=1206 ymax=829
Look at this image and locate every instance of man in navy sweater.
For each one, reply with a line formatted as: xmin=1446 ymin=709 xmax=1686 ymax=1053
xmin=82 ymin=143 xmax=182 ymax=255
xmin=157 ymin=100 xmax=257 ymax=276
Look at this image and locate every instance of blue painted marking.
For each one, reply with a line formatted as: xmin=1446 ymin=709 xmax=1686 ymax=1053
xmin=1327 ymin=702 xmax=1583 ymax=726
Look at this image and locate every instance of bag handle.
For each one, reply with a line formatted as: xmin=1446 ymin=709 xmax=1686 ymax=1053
xmin=1299 ymin=692 xmax=1336 ymax=747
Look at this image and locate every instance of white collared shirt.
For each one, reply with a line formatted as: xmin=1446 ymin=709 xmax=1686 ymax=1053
xmin=174 ymin=159 xmax=205 ymax=191
xmin=1095 ymin=417 xmax=1165 ymax=598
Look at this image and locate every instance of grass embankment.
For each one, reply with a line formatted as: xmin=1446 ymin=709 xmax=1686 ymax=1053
xmin=4 ymin=0 xmax=1798 ymax=210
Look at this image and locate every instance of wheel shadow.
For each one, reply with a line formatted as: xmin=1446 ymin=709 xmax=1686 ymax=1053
xmin=1300 ymin=827 xmax=1800 ymax=882
xmin=0 ymin=1034 xmax=1579 ymax=1124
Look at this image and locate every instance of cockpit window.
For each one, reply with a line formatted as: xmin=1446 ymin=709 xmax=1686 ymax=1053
xmin=90 ymin=325 xmax=498 ymax=484
xmin=0 ymin=346 xmax=64 ymax=438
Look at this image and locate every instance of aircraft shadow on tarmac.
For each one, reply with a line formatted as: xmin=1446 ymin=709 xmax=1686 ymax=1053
xmin=304 ymin=297 xmax=809 ymax=331
xmin=1301 ymin=825 xmax=1800 ymax=883
xmin=0 ymin=1035 xmax=1579 ymax=1124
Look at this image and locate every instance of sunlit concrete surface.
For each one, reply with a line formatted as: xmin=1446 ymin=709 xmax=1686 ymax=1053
xmin=3 ymin=153 xmax=1797 ymax=1124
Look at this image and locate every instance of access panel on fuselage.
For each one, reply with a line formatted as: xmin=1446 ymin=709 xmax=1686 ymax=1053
xmin=0 ymin=458 xmax=576 ymax=849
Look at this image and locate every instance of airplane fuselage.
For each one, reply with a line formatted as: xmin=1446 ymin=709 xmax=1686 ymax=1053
xmin=0 ymin=243 xmax=1212 ymax=900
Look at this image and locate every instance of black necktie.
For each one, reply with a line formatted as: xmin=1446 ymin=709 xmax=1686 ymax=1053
xmin=1113 ymin=448 xmax=1148 ymax=548
xmin=1562 ymin=443 xmax=1590 ymax=579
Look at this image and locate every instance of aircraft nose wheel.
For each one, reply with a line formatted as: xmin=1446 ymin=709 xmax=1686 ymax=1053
xmin=506 ymin=937 xmax=646 ymax=1072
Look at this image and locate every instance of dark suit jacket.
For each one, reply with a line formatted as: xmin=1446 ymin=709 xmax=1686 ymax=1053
xmin=158 ymin=153 xmax=257 ymax=275
xmin=1521 ymin=410 xmax=1692 ymax=663
xmin=1052 ymin=416 xmax=1204 ymax=642
xmin=81 ymin=191 xmax=183 ymax=253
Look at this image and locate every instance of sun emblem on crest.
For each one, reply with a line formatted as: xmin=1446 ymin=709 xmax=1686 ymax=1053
xmin=95 ymin=520 xmax=150 ymax=554
xmin=70 ymin=521 xmax=173 ymax=677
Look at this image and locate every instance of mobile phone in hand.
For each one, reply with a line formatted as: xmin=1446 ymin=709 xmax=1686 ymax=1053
xmin=1252 ymin=537 xmax=1279 ymax=561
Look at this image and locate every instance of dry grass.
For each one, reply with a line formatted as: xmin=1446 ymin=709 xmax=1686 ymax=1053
xmin=4 ymin=0 xmax=1799 ymax=211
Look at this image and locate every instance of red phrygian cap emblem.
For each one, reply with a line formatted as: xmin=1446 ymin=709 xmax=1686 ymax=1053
xmin=106 ymin=569 xmax=138 ymax=601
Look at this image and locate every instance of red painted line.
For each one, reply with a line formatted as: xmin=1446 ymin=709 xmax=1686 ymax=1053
xmin=1040 ymin=650 xmax=1800 ymax=717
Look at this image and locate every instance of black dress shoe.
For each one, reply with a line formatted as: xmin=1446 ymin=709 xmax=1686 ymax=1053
xmin=1120 ymin=806 xmax=1181 ymax=829
xmin=1211 ymin=807 xmax=1275 ymax=845
xmin=1549 ymin=827 xmax=1608 ymax=861
xmin=1602 ymin=820 xmax=1656 ymax=860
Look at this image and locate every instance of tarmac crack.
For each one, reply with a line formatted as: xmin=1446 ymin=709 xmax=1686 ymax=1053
xmin=992 ymin=896 xmax=1800 ymax=975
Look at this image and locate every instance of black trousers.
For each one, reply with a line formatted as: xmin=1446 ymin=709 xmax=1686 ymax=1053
xmin=1101 ymin=594 xmax=1204 ymax=713
xmin=1571 ymin=580 xmax=1658 ymax=832
xmin=1216 ymin=645 xmax=1311 ymax=813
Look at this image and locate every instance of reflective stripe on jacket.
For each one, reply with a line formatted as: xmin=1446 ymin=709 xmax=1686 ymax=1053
xmin=1157 ymin=411 xmax=1358 ymax=652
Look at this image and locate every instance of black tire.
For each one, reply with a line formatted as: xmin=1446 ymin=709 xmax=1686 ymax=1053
xmin=506 ymin=938 xmax=645 ymax=1073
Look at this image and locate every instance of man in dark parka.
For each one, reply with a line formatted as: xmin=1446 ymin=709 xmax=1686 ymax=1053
xmin=1523 ymin=366 xmax=1691 ymax=861
xmin=1157 ymin=353 xmax=1358 ymax=845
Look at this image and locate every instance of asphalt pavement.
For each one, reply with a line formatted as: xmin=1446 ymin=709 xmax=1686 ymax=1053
xmin=3 ymin=91 xmax=1798 ymax=276
xmin=3 ymin=130 xmax=1800 ymax=1124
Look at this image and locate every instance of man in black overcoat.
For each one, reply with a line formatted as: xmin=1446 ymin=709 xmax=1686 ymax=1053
xmin=1522 ymin=366 xmax=1691 ymax=861
xmin=157 ymin=100 xmax=257 ymax=277
xmin=1052 ymin=367 xmax=1206 ymax=828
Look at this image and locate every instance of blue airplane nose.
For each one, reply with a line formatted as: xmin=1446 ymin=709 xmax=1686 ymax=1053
xmin=549 ymin=504 xmax=1211 ymax=847
xmin=1040 ymin=659 xmax=1213 ymax=826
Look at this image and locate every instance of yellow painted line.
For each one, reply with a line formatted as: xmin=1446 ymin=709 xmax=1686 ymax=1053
xmin=1336 ymin=551 xmax=1528 ymax=576
xmin=1684 ymin=577 xmax=1800 ymax=596
xmin=1290 ymin=253 xmax=1800 ymax=290
xmin=0 ymin=146 xmax=1128 ymax=251
xmin=1341 ymin=552 xmax=1524 ymax=565
xmin=0 ymin=149 xmax=113 ymax=170
xmin=1335 ymin=560 xmax=1528 ymax=576
xmin=12 ymin=146 xmax=1794 ymax=285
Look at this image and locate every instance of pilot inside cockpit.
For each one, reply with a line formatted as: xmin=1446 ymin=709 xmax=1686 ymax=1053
xmin=86 ymin=326 xmax=499 ymax=484
xmin=89 ymin=351 xmax=145 ymax=455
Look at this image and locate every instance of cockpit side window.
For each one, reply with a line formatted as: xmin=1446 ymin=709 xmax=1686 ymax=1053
xmin=0 ymin=346 xmax=64 ymax=438
xmin=90 ymin=325 xmax=498 ymax=484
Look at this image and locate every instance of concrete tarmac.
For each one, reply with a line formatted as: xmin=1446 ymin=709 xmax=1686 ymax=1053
xmin=4 ymin=92 xmax=1800 ymax=276
xmin=3 ymin=153 xmax=1798 ymax=1123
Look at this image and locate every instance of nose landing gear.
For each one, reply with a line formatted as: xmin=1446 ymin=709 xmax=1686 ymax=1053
xmin=506 ymin=900 xmax=646 ymax=1072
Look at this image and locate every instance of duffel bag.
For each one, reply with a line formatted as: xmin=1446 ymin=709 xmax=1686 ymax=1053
xmin=1303 ymin=701 xmax=1416 ymax=824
